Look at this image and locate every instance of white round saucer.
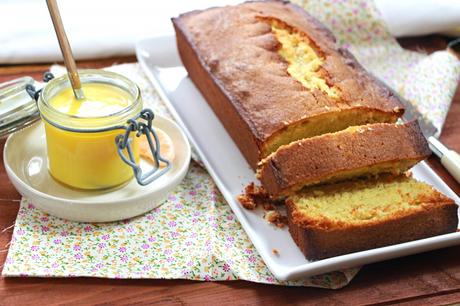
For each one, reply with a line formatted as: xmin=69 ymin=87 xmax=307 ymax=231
xmin=4 ymin=115 xmax=191 ymax=222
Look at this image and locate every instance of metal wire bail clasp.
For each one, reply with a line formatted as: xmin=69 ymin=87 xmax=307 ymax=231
xmin=115 ymin=109 xmax=171 ymax=186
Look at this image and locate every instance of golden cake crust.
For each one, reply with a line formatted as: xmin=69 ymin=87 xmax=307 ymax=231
xmin=172 ymin=0 xmax=404 ymax=169
xmin=285 ymin=177 xmax=458 ymax=260
xmin=287 ymin=202 xmax=458 ymax=260
xmin=258 ymin=121 xmax=431 ymax=197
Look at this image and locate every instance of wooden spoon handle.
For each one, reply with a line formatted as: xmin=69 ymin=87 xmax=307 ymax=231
xmin=46 ymin=0 xmax=84 ymax=99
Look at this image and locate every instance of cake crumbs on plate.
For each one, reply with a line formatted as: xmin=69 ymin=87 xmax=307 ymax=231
xmin=262 ymin=202 xmax=276 ymax=211
xmin=272 ymin=248 xmax=280 ymax=256
xmin=264 ymin=211 xmax=288 ymax=228
xmin=237 ymin=182 xmax=288 ymax=227
xmin=236 ymin=194 xmax=257 ymax=210
xmin=237 ymin=182 xmax=283 ymax=210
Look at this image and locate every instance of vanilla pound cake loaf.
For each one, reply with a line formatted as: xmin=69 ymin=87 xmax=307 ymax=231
xmin=286 ymin=175 xmax=458 ymax=260
xmin=172 ymin=1 xmax=404 ymax=169
xmin=258 ymin=121 xmax=431 ymax=197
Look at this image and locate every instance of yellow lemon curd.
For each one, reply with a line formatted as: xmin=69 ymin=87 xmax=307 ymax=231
xmin=44 ymin=83 xmax=140 ymax=190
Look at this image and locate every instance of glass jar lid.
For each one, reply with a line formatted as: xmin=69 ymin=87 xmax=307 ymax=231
xmin=0 ymin=76 xmax=42 ymax=138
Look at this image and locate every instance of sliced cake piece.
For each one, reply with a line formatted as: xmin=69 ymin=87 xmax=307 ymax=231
xmin=286 ymin=175 xmax=458 ymax=260
xmin=257 ymin=121 xmax=430 ymax=197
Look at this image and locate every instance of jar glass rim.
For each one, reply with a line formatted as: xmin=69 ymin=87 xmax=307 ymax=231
xmin=38 ymin=69 xmax=142 ymax=131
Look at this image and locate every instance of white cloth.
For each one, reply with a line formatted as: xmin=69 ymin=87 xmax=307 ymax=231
xmin=375 ymin=0 xmax=460 ymax=37
xmin=0 ymin=0 xmax=242 ymax=63
xmin=0 ymin=0 xmax=459 ymax=64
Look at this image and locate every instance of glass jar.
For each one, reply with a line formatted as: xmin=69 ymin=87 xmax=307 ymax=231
xmin=37 ymin=70 xmax=143 ymax=189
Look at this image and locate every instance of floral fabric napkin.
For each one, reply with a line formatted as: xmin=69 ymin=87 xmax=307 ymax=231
xmin=3 ymin=0 xmax=460 ymax=289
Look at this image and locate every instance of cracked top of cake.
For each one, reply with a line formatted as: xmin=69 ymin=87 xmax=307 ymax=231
xmin=173 ymin=1 xmax=404 ymax=157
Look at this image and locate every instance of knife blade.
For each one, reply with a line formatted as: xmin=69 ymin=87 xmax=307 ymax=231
xmin=382 ymin=78 xmax=460 ymax=183
xmin=399 ymin=95 xmax=439 ymax=139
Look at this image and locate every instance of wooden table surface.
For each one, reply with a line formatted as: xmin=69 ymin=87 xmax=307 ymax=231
xmin=0 ymin=36 xmax=459 ymax=305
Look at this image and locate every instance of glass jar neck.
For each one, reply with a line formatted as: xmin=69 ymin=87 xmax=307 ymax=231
xmin=38 ymin=69 xmax=142 ymax=132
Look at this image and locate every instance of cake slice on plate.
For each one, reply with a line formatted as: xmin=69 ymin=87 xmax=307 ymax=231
xmin=286 ymin=175 xmax=458 ymax=260
xmin=257 ymin=121 xmax=431 ymax=197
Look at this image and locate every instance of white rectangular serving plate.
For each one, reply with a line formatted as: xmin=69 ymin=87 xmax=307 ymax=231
xmin=136 ymin=35 xmax=460 ymax=281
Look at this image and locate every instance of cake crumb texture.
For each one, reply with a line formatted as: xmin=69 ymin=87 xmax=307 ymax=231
xmin=286 ymin=175 xmax=458 ymax=260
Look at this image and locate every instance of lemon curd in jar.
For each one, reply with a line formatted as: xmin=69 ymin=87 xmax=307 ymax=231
xmin=38 ymin=70 xmax=142 ymax=190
